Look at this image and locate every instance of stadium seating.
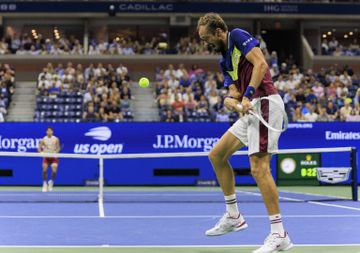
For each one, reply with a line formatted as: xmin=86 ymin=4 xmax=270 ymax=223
xmin=34 ymin=63 xmax=133 ymax=122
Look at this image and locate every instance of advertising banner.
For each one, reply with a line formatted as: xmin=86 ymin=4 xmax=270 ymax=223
xmin=0 ymin=122 xmax=358 ymax=185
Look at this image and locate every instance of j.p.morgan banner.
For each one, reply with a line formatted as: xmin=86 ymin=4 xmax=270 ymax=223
xmin=0 ymin=122 xmax=359 ymax=154
xmin=0 ymin=122 xmax=358 ymax=185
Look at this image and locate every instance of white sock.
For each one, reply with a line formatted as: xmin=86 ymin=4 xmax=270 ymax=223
xmin=224 ymin=194 xmax=239 ymax=217
xmin=269 ymin=214 xmax=285 ymax=234
xmin=43 ymin=181 xmax=47 ymax=185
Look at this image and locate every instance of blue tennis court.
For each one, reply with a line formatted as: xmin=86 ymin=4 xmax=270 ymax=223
xmin=0 ymin=187 xmax=359 ymax=253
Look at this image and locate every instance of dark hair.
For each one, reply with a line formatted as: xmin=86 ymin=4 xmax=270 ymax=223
xmin=197 ymin=13 xmax=228 ymax=34
xmin=46 ymin=127 xmax=53 ymax=131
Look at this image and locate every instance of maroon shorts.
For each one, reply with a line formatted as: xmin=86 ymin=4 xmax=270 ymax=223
xmin=228 ymin=94 xmax=284 ymax=155
xmin=43 ymin=158 xmax=59 ymax=165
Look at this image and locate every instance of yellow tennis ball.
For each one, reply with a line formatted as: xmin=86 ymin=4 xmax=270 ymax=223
xmin=139 ymin=77 xmax=150 ymax=88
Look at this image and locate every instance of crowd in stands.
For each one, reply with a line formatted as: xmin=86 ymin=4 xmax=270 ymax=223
xmin=2 ymin=30 xmax=360 ymax=57
xmin=155 ymin=64 xmax=236 ymax=122
xmin=2 ymin=34 xmax=84 ymax=55
xmin=275 ymin=65 xmax=360 ymax=122
xmin=0 ymin=64 xmax=15 ymax=122
xmin=321 ymin=37 xmax=360 ymax=56
xmin=155 ymin=60 xmax=360 ymax=123
xmin=1 ymin=33 xmax=216 ymax=56
xmin=35 ymin=62 xmax=133 ymax=122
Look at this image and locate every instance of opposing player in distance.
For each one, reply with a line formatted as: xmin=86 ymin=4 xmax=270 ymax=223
xmin=38 ymin=127 xmax=60 ymax=192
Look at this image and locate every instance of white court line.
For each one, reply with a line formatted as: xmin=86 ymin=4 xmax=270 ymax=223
xmin=238 ymin=190 xmax=360 ymax=211
xmin=279 ymin=189 xmax=350 ymax=201
xmin=0 ymin=193 xmax=224 ymax=197
xmin=98 ymin=197 xmax=105 ymax=218
xmin=308 ymin=201 xmax=360 ymax=211
xmin=0 ymin=214 xmax=359 ymax=219
xmin=0 ymin=244 xmax=359 ymax=248
xmin=237 ymin=190 xmax=302 ymax=202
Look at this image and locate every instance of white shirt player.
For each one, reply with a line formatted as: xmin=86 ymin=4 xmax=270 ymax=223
xmin=41 ymin=136 xmax=59 ymax=153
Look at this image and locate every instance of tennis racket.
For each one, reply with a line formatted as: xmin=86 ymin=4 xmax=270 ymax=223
xmin=237 ymin=96 xmax=288 ymax=133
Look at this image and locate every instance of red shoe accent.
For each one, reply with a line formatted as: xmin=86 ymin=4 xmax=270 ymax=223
xmin=236 ymin=221 xmax=247 ymax=228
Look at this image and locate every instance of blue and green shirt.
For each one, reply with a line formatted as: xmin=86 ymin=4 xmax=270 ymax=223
xmin=220 ymin=28 xmax=277 ymax=98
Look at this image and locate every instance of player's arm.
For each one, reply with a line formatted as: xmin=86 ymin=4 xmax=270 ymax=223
xmin=220 ymin=61 xmax=242 ymax=112
xmin=245 ymin=47 xmax=268 ymax=92
xmin=38 ymin=140 xmax=44 ymax=153
xmin=223 ymin=84 xmax=242 ymax=112
xmin=241 ymin=47 xmax=269 ymax=112
xmin=55 ymin=138 xmax=60 ymax=153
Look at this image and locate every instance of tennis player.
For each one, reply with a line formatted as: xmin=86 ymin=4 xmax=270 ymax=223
xmin=38 ymin=127 xmax=60 ymax=192
xmin=197 ymin=13 xmax=293 ymax=253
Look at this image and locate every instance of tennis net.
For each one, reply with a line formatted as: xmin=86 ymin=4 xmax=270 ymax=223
xmin=0 ymin=147 xmax=357 ymax=204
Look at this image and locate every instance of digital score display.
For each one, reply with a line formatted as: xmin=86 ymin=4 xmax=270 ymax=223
xmin=277 ymin=153 xmax=321 ymax=186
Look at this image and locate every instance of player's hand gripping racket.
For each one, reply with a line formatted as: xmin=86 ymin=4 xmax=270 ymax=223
xmin=237 ymin=97 xmax=288 ymax=133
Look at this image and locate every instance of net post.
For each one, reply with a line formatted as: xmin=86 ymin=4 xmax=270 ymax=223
xmin=99 ymin=157 xmax=104 ymax=200
xmin=351 ymin=147 xmax=358 ymax=201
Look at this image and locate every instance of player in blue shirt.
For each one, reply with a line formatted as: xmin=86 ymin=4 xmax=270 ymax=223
xmin=198 ymin=13 xmax=292 ymax=253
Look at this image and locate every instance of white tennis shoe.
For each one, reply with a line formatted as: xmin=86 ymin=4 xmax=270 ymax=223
xmin=253 ymin=232 xmax=293 ymax=253
xmin=48 ymin=180 xmax=54 ymax=192
xmin=205 ymin=212 xmax=248 ymax=236
xmin=42 ymin=182 xmax=47 ymax=193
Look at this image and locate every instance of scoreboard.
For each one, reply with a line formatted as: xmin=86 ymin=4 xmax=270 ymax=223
xmin=277 ymin=153 xmax=321 ymax=186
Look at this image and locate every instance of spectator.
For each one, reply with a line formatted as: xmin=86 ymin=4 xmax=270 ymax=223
xmin=317 ymin=107 xmax=330 ymax=122
xmin=48 ymin=83 xmax=60 ymax=98
xmin=305 ymin=88 xmax=317 ymax=104
xmin=292 ymin=107 xmax=306 ymax=122
xmin=0 ymin=94 xmax=7 ymax=122
xmin=168 ymin=75 xmax=179 ymax=89
xmin=164 ymin=64 xmax=177 ymax=79
xmin=164 ymin=109 xmax=175 ymax=122
xmin=285 ymin=74 xmax=299 ymax=90
xmin=179 ymin=74 xmax=191 ymax=88
xmin=321 ymin=39 xmax=329 ymax=55
xmin=83 ymin=104 xmax=98 ymax=122
xmin=116 ymin=63 xmax=128 ymax=77
xmin=106 ymin=100 xmax=122 ymax=122
xmin=185 ymin=96 xmax=198 ymax=115
xmin=339 ymin=71 xmax=352 ymax=87
xmin=172 ymin=96 xmax=185 ymax=122
xmin=270 ymin=64 xmax=279 ymax=78
xmin=326 ymin=82 xmax=337 ymax=98
xmin=204 ymin=75 xmax=217 ymax=95
xmin=326 ymin=101 xmax=338 ymax=120
xmin=329 ymin=37 xmax=339 ymax=51
xmin=274 ymin=75 xmax=286 ymax=91
xmin=312 ymin=81 xmax=324 ymax=98
xmin=122 ymin=41 xmax=135 ymax=55
xmin=216 ymin=109 xmax=229 ymax=122
xmin=197 ymin=95 xmax=209 ymax=115
xmin=208 ymin=89 xmax=219 ymax=108
xmin=304 ymin=105 xmax=318 ymax=122
xmin=346 ymin=109 xmax=360 ymax=122
xmin=340 ymin=100 xmax=352 ymax=121
xmin=336 ymin=81 xmax=348 ymax=98
xmin=354 ymin=88 xmax=360 ymax=105
xmin=176 ymin=64 xmax=188 ymax=79
xmin=269 ymin=51 xmax=278 ymax=66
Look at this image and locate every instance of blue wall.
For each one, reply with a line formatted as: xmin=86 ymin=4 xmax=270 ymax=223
xmin=0 ymin=122 xmax=358 ymax=185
